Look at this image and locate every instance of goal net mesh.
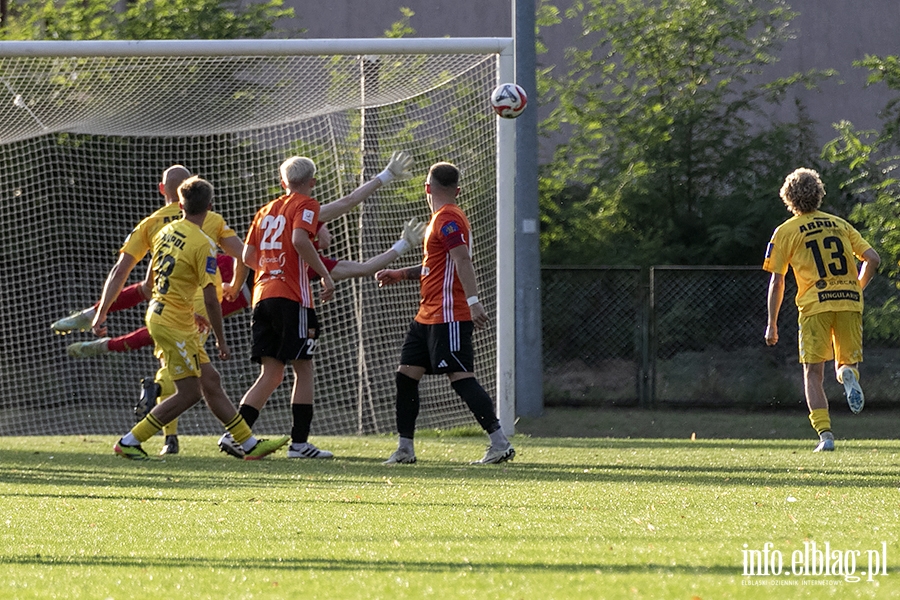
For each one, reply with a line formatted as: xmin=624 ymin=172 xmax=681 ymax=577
xmin=0 ymin=47 xmax=499 ymax=437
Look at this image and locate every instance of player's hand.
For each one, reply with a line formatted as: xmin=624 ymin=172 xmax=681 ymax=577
xmin=320 ymin=273 xmax=335 ymax=303
xmin=469 ymin=301 xmax=490 ymax=330
xmin=194 ymin=312 xmax=211 ymax=334
xmin=222 ymin=281 xmax=239 ymax=302
xmin=402 ymin=217 xmax=426 ymax=247
xmin=375 ymin=269 xmax=402 ymax=287
xmin=91 ymin=314 xmax=108 ymax=337
xmin=216 ymin=339 xmax=231 ymax=360
xmin=376 ymin=150 xmax=414 ymax=185
xmin=765 ymin=323 xmax=778 ymax=346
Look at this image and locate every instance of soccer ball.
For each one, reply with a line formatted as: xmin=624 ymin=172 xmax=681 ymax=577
xmin=490 ymin=83 xmax=528 ymax=119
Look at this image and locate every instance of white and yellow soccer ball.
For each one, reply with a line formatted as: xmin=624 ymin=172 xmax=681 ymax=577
xmin=490 ymin=83 xmax=528 ymax=119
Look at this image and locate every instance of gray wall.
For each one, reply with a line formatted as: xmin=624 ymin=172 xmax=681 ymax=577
xmin=288 ymin=0 xmax=900 ymax=161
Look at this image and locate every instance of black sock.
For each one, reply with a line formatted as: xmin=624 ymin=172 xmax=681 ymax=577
xmin=291 ymin=404 xmax=313 ymax=444
xmin=451 ymin=377 xmax=500 ymax=433
xmin=396 ymin=372 xmax=420 ymax=439
xmin=239 ymin=404 xmax=260 ymax=429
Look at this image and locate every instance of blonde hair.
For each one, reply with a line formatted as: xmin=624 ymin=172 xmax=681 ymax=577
xmin=780 ymin=168 xmax=824 ymax=215
xmin=280 ymin=156 xmax=316 ymax=187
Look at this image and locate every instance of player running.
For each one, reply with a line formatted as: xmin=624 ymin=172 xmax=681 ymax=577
xmin=763 ymin=168 xmax=880 ymax=452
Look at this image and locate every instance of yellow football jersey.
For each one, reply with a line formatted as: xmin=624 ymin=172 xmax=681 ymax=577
xmin=119 ymin=202 xmax=236 ymax=312
xmin=146 ymin=219 xmax=219 ymax=331
xmin=763 ymin=210 xmax=872 ymax=316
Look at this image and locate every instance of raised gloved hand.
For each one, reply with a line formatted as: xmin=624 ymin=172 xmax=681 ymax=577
xmin=391 ymin=217 xmax=427 ymax=255
xmin=376 ymin=151 xmax=414 ymax=185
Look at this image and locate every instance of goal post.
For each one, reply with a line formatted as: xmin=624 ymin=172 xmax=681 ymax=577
xmin=0 ymin=38 xmax=516 ymax=437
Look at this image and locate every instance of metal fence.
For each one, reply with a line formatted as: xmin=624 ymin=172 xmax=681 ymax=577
xmin=542 ymin=266 xmax=900 ymax=410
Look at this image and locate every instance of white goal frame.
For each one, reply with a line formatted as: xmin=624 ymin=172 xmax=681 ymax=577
xmin=0 ymin=38 xmax=517 ymax=435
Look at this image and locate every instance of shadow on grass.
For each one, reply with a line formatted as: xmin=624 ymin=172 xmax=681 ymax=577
xmin=0 ymin=553 xmax=738 ymax=576
xmin=1 ymin=438 xmax=898 ymax=496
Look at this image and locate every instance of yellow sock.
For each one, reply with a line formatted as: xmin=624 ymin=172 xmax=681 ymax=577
xmin=156 ymin=370 xmax=178 ymax=436
xmin=808 ymin=408 xmax=831 ymax=435
xmin=131 ymin=414 xmax=166 ymax=443
xmin=224 ymin=414 xmax=252 ymax=445
xmin=837 ymin=365 xmax=859 ymax=384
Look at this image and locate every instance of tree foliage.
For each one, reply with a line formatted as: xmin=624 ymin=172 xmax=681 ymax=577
xmin=1 ymin=0 xmax=296 ymax=40
xmin=539 ymin=0 xmax=835 ymax=266
xmin=822 ymin=54 xmax=900 ymax=342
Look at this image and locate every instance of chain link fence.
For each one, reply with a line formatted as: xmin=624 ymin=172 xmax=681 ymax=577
xmin=542 ymin=266 xmax=900 ymax=409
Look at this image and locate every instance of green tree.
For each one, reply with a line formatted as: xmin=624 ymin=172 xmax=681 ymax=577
xmin=1 ymin=0 xmax=296 ymax=40
xmin=539 ymin=0 xmax=835 ymax=266
xmin=822 ymin=55 xmax=900 ymax=344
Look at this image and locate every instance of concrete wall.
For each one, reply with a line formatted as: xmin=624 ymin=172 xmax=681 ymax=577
xmin=288 ymin=0 xmax=900 ymax=160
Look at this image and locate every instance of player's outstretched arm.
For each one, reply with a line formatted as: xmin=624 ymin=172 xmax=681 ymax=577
xmin=375 ymin=265 xmax=421 ymax=287
xmin=319 ymin=151 xmax=414 ymax=222
xmin=331 ymin=217 xmax=426 ymax=281
xmin=92 ymin=252 xmax=141 ymax=337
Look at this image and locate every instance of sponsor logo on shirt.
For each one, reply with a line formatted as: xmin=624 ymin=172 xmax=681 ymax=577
xmin=818 ymin=290 xmax=860 ymax=303
xmin=206 ymin=256 xmax=217 ymax=274
xmin=815 ymin=279 xmax=827 ymax=290
xmin=765 ymin=243 xmax=774 ymax=259
xmin=441 ymin=221 xmax=460 ymax=236
xmin=302 ymin=209 xmax=315 ymax=224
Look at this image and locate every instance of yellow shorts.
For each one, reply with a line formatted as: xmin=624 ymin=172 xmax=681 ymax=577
xmin=148 ymin=321 xmax=210 ymax=381
xmin=798 ymin=311 xmax=863 ymax=365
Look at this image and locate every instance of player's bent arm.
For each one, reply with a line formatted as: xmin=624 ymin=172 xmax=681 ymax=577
xmin=92 ymin=252 xmax=140 ymax=334
xmin=242 ymin=244 xmax=258 ymax=270
xmin=448 ymin=245 xmax=490 ymax=329
xmin=203 ymin=283 xmax=229 ymax=360
xmin=293 ymin=229 xmax=335 ymax=301
xmin=220 ymin=235 xmax=249 ymax=300
xmin=765 ymin=272 xmax=785 ymax=346
xmin=858 ymin=248 xmax=881 ymax=290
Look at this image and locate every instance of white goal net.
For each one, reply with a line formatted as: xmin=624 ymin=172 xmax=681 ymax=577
xmin=0 ymin=39 xmax=513 ymax=437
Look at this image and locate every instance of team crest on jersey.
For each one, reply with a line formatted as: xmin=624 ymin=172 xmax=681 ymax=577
xmin=441 ymin=221 xmax=460 ymax=236
xmin=206 ymin=256 xmax=217 ymax=274
xmin=302 ymin=209 xmax=315 ymax=224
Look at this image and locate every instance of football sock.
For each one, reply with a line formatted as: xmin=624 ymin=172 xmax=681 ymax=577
xmin=398 ymin=436 xmax=415 ymax=452
xmin=223 ymin=413 xmax=253 ymax=446
xmin=130 ymin=414 xmax=165 ymax=443
xmin=808 ymin=408 xmax=831 ymax=436
xmin=107 ymin=283 xmax=148 ymax=313
xmin=395 ymin=373 xmax=420 ymax=439
xmin=837 ymin=365 xmax=859 ymax=384
xmin=488 ymin=428 xmax=509 ymax=448
xmin=239 ymin=404 xmax=260 ymax=429
xmin=107 ymin=328 xmax=153 ymax=353
xmin=450 ymin=377 xmax=501 ymax=433
xmin=155 ymin=374 xmax=177 ymax=435
xmin=291 ymin=404 xmax=313 ymax=444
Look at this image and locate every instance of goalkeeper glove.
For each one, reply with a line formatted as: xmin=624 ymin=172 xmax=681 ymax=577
xmin=391 ymin=217 xmax=427 ymax=255
xmin=376 ymin=151 xmax=414 ymax=185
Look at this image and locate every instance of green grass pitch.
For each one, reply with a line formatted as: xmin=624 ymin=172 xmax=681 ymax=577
xmin=0 ymin=410 xmax=898 ymax=599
